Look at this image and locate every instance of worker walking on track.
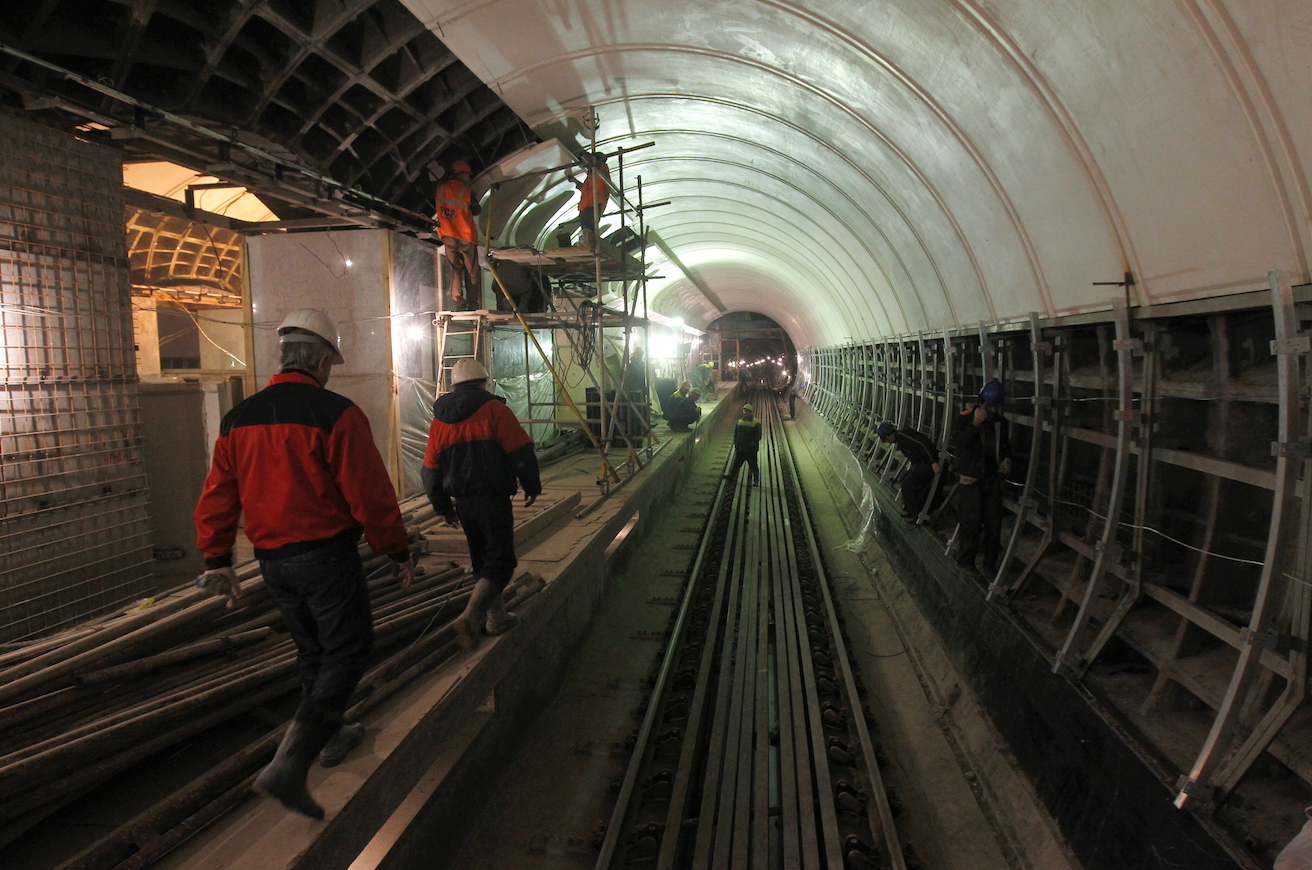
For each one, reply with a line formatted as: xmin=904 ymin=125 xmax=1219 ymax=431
xmin=950 ymin=380 xmax=1012 ymax=573
xmin=436 ymin=159 xmax=482 ymax=310
xmin=725 ymin=404 xmax=763 ymax=484
xmin=422 ymin=359 xmax=542 ymax=647
xmin=877 ymin=421 xmax=941 ymax=519
xmin=194 ymin=308 xmax=414 ymax=819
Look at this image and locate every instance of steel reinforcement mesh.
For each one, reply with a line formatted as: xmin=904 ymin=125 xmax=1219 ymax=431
xmin=0 ymin=115 xmax=153 ymax=641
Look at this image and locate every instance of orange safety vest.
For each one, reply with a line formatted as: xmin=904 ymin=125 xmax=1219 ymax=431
xmin=579 ymin=165 xmax=611 ymax=212
xmin=436 ymin=178 xmax=477 ymax=243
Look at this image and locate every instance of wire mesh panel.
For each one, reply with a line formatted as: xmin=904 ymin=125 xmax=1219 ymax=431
xmin=0 ymin=116 xmax=152 ymax=641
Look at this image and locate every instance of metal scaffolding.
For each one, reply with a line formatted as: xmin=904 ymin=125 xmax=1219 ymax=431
xmin=435 ymin=142 xmax=669 ymax=495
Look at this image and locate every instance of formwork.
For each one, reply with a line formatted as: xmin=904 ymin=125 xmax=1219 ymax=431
xmin=0 ymin=115 xmax=152 ymax=641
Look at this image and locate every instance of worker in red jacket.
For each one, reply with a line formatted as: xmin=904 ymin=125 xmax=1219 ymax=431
xmin=194 ymin=308 xmax=413 ymax=820
xmin=423 ymin=358 xmax=542 ymax=646
xmin=436 ymin=159 xmax=482 ymax=310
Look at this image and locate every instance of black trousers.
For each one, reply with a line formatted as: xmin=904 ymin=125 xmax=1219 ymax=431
xmin=788 ymin=392 xmax=796 ymax=417
xmin=455 ymin=495 xmax=519 ymax=591
xmin=900 ymin=463 xmax=935 ymax=515
xmin=261 ymin=537 xmax=373 ymax=723
xmin=956 ymin=477 xmax=1003 ymax=568
xmin=730 ymin=449 xmax=759 ymax=480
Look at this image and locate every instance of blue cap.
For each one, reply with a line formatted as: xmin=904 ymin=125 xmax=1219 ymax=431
xmin=877 ymin=421 xmax=895 ymax=439
xmin=980 ymin=380 xmax=1005 ymax=407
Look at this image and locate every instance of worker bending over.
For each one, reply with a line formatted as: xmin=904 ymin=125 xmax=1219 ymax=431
xmin=422 ymin=359 xmax=542 ymax=647
xmin=194 ymin=309 xmax=414 ymax=819
xmin=950 ymin=380 xmax=1012 ymax=573
xmin=876 ymin=421 xmax=940 ymax=519
xmin=436 ymin=159 xmax=482 ymax=310
xmin=667 ymin=388 xmax=702 ymax=431
xmin=725 ymin=404 xmax=762 ymax=484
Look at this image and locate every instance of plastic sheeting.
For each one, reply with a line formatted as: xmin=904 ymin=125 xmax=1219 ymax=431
xmin=493 ymin=328 xmax=556 ymax=445
xmin=391 ymin=234 xmax=440 ymax=500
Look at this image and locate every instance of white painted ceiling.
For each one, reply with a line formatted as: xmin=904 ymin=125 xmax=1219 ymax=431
xmin=404 ymin=0 xmax=1312 ymax=349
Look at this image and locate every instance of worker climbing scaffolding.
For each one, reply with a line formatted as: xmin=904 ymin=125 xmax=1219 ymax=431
xmin=436 ymin=159 xmax=482 ymax=310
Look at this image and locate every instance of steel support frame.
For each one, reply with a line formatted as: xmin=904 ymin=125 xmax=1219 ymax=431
xmin=988 ymin=314 xmax=1049 ymax=600
xmin=918 ymin=329 xmax=956 ymax=525
xmin=1052 ymin=298 xmax=1140 ymax=675
xmin=1176 ymin=271 xmax=1311 ymax=808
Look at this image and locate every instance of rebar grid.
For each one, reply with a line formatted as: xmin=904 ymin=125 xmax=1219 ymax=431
xmin=0 ymin=118 xmax=153 ymax=642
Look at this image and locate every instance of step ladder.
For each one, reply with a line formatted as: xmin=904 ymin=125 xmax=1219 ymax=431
xmin=436 ymin=314 xmax=486 ymax=393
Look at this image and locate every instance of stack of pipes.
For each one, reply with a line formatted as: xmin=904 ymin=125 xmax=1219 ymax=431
xmin=0 ymin=494 xmax=546 ymax=869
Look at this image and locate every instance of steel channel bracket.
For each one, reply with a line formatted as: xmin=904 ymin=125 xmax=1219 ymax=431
xmin=1052 ymin=298 xmax=1138 ymax=676
xmin=989 ymin=314 xmax=1047 ymax=602
xmin=918 ymin=329 xmax=957 ymax=525
xmin=1177 ymin=271 xmax=1309 ymax=809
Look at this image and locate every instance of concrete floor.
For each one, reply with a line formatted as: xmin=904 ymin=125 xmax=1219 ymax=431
xmin=444 ymin=401 xmax=1075 ymax=870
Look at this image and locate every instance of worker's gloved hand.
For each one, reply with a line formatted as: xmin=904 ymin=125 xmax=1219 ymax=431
xmin=999 ymin=458 xmax=1012 ymax=475
xmin=195 ymin=567 xmax=241 ymax=609
xmin=391 ymin=555 xmax=416 ymax=591
xmin=440 ymin=511 xmax=460 ymax=528
xmin=524 ymin=494 xmax=538 ymax=507
xmin=932 ymin=462 xmax=941 ymax=473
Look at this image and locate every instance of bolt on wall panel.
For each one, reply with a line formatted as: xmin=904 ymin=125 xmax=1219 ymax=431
xmin=0 ymin=116 xmax=153 ymax=641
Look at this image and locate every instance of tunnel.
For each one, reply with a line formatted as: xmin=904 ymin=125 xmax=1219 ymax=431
xmin=0 ymin=2 xmax=1309 ymax=869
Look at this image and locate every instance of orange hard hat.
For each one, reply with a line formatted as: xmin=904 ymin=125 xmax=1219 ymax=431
xmin=452 ymin=159 xmax=472 ymax=174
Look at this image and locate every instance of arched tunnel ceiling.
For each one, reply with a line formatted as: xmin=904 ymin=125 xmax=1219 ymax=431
xmin=403 ymin=0 xmax=1312 ymax=348
xmin=0 ymin=0 xmax=537 ymax=216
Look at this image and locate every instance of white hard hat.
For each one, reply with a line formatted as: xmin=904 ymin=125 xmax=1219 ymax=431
xmin=451 ymin=358 xmax=489 ymax=385
xmin=278 ymin=309 xmax=344 ymax=364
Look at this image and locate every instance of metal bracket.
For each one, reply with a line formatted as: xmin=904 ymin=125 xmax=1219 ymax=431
xmin=1019 ymin=497 xmax=1039 ymax=510
xmin=1270 ymin=335 xmax=1311 ymax=355
xmin=1113 ymin=410 xmax=1141 ymax=423
xmin=1175 ymin=775 xmax=1214 ymax=804
xmin=1238 ymin=627 xmax=1279 ymax=649
xmin=1034 ymin=340 xmax=1053 ymax=356
xmin=1271 ymin=440 xmax=1312 ymax=458
xmin=1112 ymin=338 xmax=1144 ymax=355
xmin=1095 ymin=540 xmax=1124 ymax=562
xmin=1033 ymin=395 xmax=1053 ymax=407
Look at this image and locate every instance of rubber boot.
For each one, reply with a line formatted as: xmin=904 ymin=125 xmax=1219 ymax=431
xmin=453 ymin=577 xmax=502 ymax=650
xmin=484 ymin=593 xmax=518 ymax=636
xmin=254 ymin=717 xmax=336 ymax=819
xmin=319 ymin=721 xmax=365 ymax=768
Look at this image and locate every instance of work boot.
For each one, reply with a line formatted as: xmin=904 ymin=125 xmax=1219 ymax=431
xmin=484 ymin=594 xmax=518 ymax=636
xmin=254 ymin=717 xmax=335 ymax=819
xmin=453 ymin=577 xmax=502 ymax=650
xmin=319 ymin=721 xmax=366 ymax=768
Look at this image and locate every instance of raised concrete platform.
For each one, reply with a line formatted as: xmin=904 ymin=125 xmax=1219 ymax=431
xmin=155 ymin=395 xmax=737 ymax=870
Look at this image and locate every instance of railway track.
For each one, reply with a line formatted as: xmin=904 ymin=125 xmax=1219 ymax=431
xmin=596 ymin=394 xmax=906 ymax=870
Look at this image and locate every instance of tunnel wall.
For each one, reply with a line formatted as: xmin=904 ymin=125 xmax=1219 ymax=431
xmin=792 ymin=399 xmax=1252 ymax=870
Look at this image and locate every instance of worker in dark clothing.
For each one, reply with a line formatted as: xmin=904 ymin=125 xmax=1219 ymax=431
xmin=663 ymin=380 xmax=691 ymax=420
xmin=788 ymin=382 xmax=799 ymax=418
xmin=195 ymin=308 xmax=414 ymax=819
xmin=949 ymin=380 xmax=1012 ymax=572
xmin=725 ymin=404 xmax=763 ymax=483
xmin=877 ymin=421 xmax=940 ymax=518
xmin=667 ymin=388 xmax=702 ymax=430
xmin=422 ymin=358 xmax=542 ymax=648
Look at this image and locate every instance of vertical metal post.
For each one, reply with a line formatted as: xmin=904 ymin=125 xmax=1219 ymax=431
xmin=1176 ymin=271 xmax=1309 ymax=807
xmin=988 ymin=313 xmax=1049 ymax=600
xmin=1053 ymin=298 xmax=1139 ymax=675
xmin=918 ymin=329 xmax=956 ymax=524
xmin=978 ymin=320 xmax=996 ymax=383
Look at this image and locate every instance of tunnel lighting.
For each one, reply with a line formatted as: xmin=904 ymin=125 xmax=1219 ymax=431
xmin=650 ymin=330 xmax=677 ymax=360
xmin=670 ymin=318 xmax=684 ymax=330
xmin=406 ymin=325 xmax=426 ymax=342
xmin=343 ymin=258 xmax=353 ymax=268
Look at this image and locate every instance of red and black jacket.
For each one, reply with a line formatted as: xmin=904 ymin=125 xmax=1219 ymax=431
xmin=422 ymin=383 xmax=541 ymax=514
xmin=194 ymin=371 xmax=411 ymax=569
